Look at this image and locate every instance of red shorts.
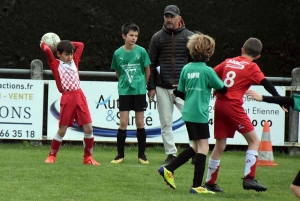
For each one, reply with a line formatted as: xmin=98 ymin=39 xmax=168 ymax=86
xmin=214 ymin=99 xmax=254 ymax=139
xmin=59 ymin=89 xmax=92 ymax=127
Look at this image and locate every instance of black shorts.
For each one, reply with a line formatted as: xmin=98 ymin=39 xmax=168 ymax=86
xmin=185 ymin=121 xmax=210 ymax=141
xmin=119 ymin=94 xmax=147 ymax=111
xmin=292 ymin=170 xmax=300 ymax=186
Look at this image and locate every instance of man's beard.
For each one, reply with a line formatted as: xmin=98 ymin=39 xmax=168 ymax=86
xmin=165 ymin=23 xmax=175 ymax=29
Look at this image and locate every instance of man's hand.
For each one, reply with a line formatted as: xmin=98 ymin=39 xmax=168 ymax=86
xmin=147 ymin=89 xmax=156 ymax=101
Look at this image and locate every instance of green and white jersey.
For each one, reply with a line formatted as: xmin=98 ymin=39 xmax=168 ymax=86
xmin=177 ymin=62 xmax=224 ymax=123
xmin=111 ymin=45 xmax=151 ymax=95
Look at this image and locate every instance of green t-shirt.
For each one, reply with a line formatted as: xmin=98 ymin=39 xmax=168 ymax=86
xmin=293 ymin=94 xmax=300 ymax=111
xmin=177 ymin=62 xmax=224 ymax=123
xmin=111 ymin=45 xmax=151 ymax=95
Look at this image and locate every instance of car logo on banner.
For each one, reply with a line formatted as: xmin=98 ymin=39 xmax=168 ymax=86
xmin=48 ymin=81 xmax=185 ymax=139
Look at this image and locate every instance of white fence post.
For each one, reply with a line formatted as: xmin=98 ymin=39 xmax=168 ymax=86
xmin=288 ymin=67 xmax=300 ymax=155
xmin=30 ymin=59 xmax=43 ymax=146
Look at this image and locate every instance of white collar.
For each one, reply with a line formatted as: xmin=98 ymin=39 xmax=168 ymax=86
xmin=59 ymin=60 xmax=77 ymax=71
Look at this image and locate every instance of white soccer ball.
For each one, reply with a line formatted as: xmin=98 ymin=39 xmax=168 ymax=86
xmin=41 ymin=32 xmax=60 ymax=51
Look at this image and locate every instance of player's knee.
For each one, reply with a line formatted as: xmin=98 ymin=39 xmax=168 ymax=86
xmin=119 ymin=119 xmax=128 ymax=129
xmin=84 ymin=127 xmax=93 ymax=134
xmin=57 ymin=130 xmax=66 ymax=137
xmin=214 ymin=145 xmax=225 ymax=154
xmin=290 ymin=184 xmax=300 ymax=198
xmin=220 ymin=143 xmax=227 ymax=151
xmin=192 ymin=144 xmax=197 ymax=152
xmin=57 ymin=126 xmax=67 ymax=136
xmin=82 ymin=124 xmax=93 ymax=134
xmin=244 ymin=131 xmax=260 ymax=147
xmin=215 ymin=140 xmax=226 ymax=152
xmin=135 ymin=119 xmax=144 ymax=128
xmin=200 ymin=144 xmax=209 ymax=154
xmin=290 ymin=184 xmax=295 ymax=191
xmin=250 ymin=137 xmax=260 ymax=147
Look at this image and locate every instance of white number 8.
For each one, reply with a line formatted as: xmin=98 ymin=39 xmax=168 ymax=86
xmin=224 ymin=71 xmax=236 ymax=87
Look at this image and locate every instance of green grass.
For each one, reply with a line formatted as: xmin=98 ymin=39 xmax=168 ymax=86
xmin=0 ymin=143 xmax=298 ymax=201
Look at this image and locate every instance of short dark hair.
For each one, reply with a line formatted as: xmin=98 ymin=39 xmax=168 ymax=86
xmin=57 ymin=40 xmax=74 ymax=54
xmin=243 ymin=38 xmax=262 ymax=57
xmin=121 ymin=23 xmax=140 ymax=36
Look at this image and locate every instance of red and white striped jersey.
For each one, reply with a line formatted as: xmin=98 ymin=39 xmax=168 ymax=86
xmin=41 ymin=42 xmax=83 ymax=93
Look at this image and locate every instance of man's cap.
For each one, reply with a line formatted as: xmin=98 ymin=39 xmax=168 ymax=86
xmin=164 ymin=5 xmax=180 ymax=16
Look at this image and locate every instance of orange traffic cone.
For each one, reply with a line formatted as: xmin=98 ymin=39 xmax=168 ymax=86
xmin=257 ymin=121 xmax=278 ymax=166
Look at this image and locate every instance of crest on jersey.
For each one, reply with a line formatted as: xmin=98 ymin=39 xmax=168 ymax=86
xmin=124 ymin=67 xmax=137 ymax=83
xmin=225 ymin=60 xmax=249 ymax=69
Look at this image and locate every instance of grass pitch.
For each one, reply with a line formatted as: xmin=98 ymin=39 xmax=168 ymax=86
xmin=0 ymin=143 xmax=298 ymax=201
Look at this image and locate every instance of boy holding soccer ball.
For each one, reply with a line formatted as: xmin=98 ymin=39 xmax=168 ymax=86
xmin=41 ymin=39 xmax=100 ymax=166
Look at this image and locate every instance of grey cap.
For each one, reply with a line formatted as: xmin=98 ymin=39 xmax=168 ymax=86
xmin=164 ymin=5 xmax=180 ymax=16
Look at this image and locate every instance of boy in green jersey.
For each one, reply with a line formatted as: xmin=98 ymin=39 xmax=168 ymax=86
xmin=158 ymin=33 xmax=227 ymax=194
xmin=111 ymin=23 xmax=151 ymax=164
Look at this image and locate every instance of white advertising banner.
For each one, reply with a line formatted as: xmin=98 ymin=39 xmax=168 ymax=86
xmin=0 ymin=79 xmax=44 ymax=140
xmin=47 ymin=81 xmax=285 ymax=145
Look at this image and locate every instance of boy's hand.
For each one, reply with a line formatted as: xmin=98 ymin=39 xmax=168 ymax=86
xmin=246 ymin=90 xmax=263 ymax=101
xmin=281 ymin=106 xmax=288 ymax=113
xmin=212 ymin=89 xmax=217 ymax=97
xmin=40 ymin=41 xmax=47 ymax=49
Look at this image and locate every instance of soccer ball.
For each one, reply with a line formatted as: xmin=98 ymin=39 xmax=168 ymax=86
xmin=41 ymin=32 xmax=60 ymax=51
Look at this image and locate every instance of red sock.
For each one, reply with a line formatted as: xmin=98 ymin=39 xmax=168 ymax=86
xmin=83 ymin=137 xmax=94 ymax=158
xmin=49 ymin=139 xmax=61 ymax=157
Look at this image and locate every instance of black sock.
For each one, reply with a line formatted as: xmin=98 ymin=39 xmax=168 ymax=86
xmin=166 ymin=147 xmax=195 ymax=172
xmin=137 ymin=128 xmax=146 ymax=157
xmin=193 ymin=153 xmax=207 ymax=187
xmin=117 ymin=129 xmax=126 ymax=157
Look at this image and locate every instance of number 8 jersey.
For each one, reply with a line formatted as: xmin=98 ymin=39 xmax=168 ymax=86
xmin=214 ymin=56 xmax=265 ymax=105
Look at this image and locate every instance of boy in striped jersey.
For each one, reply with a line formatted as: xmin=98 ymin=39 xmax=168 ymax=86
xmin=41 ymin=40 xmax=100 ymax=166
